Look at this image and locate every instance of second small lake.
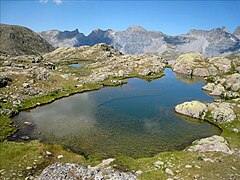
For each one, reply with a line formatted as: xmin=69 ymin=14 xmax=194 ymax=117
xmin=12 ymin=68 xmax=221 ymax=159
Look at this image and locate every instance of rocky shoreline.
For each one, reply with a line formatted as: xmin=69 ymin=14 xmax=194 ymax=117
xmin=0 ymin=46 xmax=240 ymax=179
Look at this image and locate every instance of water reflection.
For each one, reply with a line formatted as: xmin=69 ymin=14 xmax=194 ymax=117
xmin=12 ymin=68 xmax=221 ymax=158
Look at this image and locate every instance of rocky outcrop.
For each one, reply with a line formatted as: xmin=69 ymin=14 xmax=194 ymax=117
xmin=187 ymin=135 xmax=233 ymax=154
xmin=173 ymin=52 xmax=235 ymax=77
xmin=208 ymin=102 xmax=236 ymax=123
xmin=0 ymin=24 xmax=54 ymax=56
xmin=175 ymin=101 xmax=237 ymax=123
xmin=39 ymin=162 xmax=137 ymax=180
xmin=202 ymin=73 xmax=240 ymax=98
xmin=43 ymin=43 xmax=122 ymax=62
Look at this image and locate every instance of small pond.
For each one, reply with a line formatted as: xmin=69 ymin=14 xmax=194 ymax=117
xmin=69 ymin=63 xmax=81 ymax=67
xmin=12 ymin=68 xmax=221 ymax=159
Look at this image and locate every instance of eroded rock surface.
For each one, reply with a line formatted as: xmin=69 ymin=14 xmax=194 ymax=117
xmin=175 ymin=101 xmax=207 ymax=119
xmin=39 ymin=162 xmax=137 ymax=180
xmin=173 ymin=52 xmax=235 ymax=77
xmin=187 ymin=135 xmax=233 ymax=154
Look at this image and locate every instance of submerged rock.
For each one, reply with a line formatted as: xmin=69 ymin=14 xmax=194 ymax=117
xmin=187 ymin=135 xmax=233 ymax=154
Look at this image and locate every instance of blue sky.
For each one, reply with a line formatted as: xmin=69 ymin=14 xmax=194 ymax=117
xmin=1 ymin=0 xmax=239 ymax=35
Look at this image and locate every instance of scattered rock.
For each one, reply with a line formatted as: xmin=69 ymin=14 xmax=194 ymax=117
xmin=185 ymin=165 xmax=192 ymax=168
xmin=165 ymin=168 xmax=174 ymax=176
xmin=136 ymin=170 xmax=143 ymax=175
xmin=57 ymin=155 xmax=63 ymax=159
xmin=26 ymin=166 xmax=33 ymax=170
xmin=21 ymin=136 xmax=30 ymax=140
xmin=22 ymin=83 xmax=30 ymax=88
xmin=232 ymin=128 xmax=239 ymax=133
xmin=45 ymin=151 xmax=52 ymax=156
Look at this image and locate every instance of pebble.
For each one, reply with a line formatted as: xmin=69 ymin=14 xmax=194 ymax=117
xmin=165 ymin=168 xmax=174 ymax=175
xmin=195 ymin=165 xmax=201 ymax=169
xmin=232 ymin=128 xmax=239 ymax=133
xmin=26 ymin=166 xmax=32 ymax=170
xmin=136 ymin=170 xmax=143 ymax=175
xmin=57 ymin=155 xmax=64 ymax=159
xmin=24 ymin=121 xmax=33 ymax=126
xmin=46 ymin=151 xmax=52 ymax=156
xmin=185 ymin=165 xmax=192 ymax=168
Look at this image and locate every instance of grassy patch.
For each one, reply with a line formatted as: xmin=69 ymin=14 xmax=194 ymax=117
xmin=0 ymin=115 xmax=17 ymax=141
xmin=0 ymin=141 xmax=85 ymax=179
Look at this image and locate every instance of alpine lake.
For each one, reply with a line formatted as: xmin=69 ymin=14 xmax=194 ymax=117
xmin=12 ymin=68 xmax=221 ymax=159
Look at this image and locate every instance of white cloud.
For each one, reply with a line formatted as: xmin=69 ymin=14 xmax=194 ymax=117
xmin=53 ymin=0 xmax=62 ymax=5
xmin=39 ymin=0 xmax=48 ymax=4
xmin=39 ymin=0 xmax=62 ymax=5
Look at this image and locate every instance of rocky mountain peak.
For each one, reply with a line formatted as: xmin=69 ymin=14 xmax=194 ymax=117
xmin=56 ymin=29 xmax=80 ymax=40
xmin=126 ymin=25 xmax=147 ymax=32
xmin=39 ymin=25 xmax=240 ymax=56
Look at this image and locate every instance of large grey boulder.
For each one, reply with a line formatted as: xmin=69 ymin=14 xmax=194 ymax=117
xmin=187 ymin=135 xmax=233 ymax=154
xmin=175 ymin=100 xmax=207 ymax=119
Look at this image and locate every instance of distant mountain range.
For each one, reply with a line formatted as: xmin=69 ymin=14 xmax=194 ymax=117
xmin=39 ymin=25 xmax=240 ymax=56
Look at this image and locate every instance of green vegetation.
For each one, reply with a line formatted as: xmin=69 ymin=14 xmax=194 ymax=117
xmin=0 ymin=141 xmax=85 ymax=179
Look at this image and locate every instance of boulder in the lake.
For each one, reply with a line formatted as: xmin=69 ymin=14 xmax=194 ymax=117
xmin=187 ymin=135 xmax=233 ymax=154
xmin=175 ymin=100 xmax=207 ymax=119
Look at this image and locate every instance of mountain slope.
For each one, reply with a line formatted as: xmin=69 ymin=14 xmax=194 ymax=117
xmin=0 ymin=24 xmax=54 ymax=56
xmin=40 ymin=26 xmax=240 ymax=57
xmin=233 ymin=26 xmax=240 ymax=39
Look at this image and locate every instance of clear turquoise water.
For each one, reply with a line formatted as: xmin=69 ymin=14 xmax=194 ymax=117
xmin=12 ymin=68 xmax=221 ymax=159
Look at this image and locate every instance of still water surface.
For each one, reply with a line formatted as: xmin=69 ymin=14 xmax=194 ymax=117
xmin=12 ymin=68 xmax=221 ymax=159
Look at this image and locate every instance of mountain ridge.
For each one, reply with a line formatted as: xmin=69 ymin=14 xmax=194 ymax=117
xmin=39 ymin=25 xmax=240 ymax=57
